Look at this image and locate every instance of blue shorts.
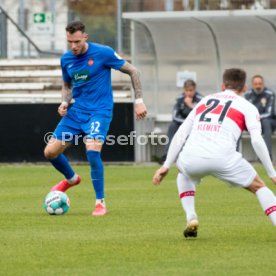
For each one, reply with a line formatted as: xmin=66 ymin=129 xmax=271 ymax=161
xmin=53 ymin=107 xmax=112 ymax=144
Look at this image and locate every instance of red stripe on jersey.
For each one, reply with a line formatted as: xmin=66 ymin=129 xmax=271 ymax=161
xmin=226 ymin=107 xmax=246 ymax=131
xmin=211 ymin=105 xmax=223 ymax=114
xmin=196 ymin=104 xmax=223 ymax=115
xmin=265 ymin=205 xmax=276 ymax=216
xmin=196 ymin=104 xmax=206 ymax=115
xmin=196 ymin=103 xmax=245 ymax=131
xmin=180 ymin=191 xmax=195 ymax=199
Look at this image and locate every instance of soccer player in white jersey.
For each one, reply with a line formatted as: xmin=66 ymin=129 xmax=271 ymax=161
xmin=153 ymin=68 xmax=276 ymax=238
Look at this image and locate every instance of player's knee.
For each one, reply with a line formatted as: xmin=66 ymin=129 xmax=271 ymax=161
xmin=44 ymin=147 xmax=58 ymax=159
xmin=247 ymin=176 xmax=265 ymax=193
xmin=86 ymin=139 xmax=103 ymax=152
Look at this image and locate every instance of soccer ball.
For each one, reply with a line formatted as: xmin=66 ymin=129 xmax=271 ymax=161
xmin=43 ymin=191 xmax=70 ymax=215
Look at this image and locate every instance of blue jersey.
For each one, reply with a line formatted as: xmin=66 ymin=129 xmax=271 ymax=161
xmin=60 ymin=42 xmax=126 ymax=114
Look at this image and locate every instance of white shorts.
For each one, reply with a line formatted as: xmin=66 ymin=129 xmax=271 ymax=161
xmin=176 ymin=152 xmax=257 ymax=188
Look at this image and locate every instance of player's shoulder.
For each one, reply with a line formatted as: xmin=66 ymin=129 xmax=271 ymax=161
xmin=238 ymin=94 xmax=254 ymax=106
xmin=200 ymin=92 xmax=218 ymax=102
xmin=237 ymin=95 xmax=259 ymax=114
xmin=90 ymin=42 xmax=124 ymax=61
xmin=90 ymin=42 xmax=114 ymax=53
xmin=61 ymin=51 xmax=70 ymax=60
xmin=207 ymin=90 xmax=257 ymax=109
xmin=60 ymin=50 xmax=74 ymax=66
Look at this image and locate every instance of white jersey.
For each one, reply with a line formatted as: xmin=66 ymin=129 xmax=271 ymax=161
xmin=164 ymin=89 xmax=276 ymax=178
xmin=181 ymin=89 xmax=261 ymax=158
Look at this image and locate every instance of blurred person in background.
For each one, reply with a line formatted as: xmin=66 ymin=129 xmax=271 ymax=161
xmin=245 ymin=75 xmax=276 ymax=160
xmin=160 ymin=79 xmax=202 ymax=164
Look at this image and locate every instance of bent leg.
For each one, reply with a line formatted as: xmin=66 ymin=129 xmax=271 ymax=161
xmin=177 ymin=172 xmax=198 ymax=222
xmin=177 ymin=173 xmax=200 ymax=237
xmin=83 ymin=115 xmax=111 ymax=215
xmin=208 ymin=153 xmax=276 ymax=226
xmin=86 ymin=139 xmax=104 ymax=200
xmin=247 ymin=175 xmax=276 ymax=225
xmin=86 ymin=139 xmax=107 ymax=216
xmin=44 ymin=138 xmax=76 ymax=181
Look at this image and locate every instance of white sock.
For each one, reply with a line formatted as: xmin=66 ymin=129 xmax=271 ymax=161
xmin=67 ymin=174 xmax=78 ymax=184
xmin=256 ymin=186 xmax=276 ymax=225
xmin=177 ymin=173 xmax=197 ymax=222
xmin=96 ymin=198 xmax=105 ymax=207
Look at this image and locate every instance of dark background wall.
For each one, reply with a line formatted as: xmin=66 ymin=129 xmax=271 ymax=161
xmin=0 ymin=103 xmax=134 ymax=162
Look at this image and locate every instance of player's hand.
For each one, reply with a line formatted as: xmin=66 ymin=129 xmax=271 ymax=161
xmin=135 ymin=102 xmax=147 ymax=120
xmin=152 ymin=166 xmax=169 ymax=185
xmin=270 ymin=177 xmax=276 ymax=185
xmin=58 ymin=102 xmax=68 ymax=117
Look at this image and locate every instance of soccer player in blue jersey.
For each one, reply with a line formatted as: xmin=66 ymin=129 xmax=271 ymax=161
xmin=44 ymin=21 xmax=147 ymax=216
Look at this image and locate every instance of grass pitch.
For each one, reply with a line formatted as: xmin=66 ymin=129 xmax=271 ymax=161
xmin=1 ymin=164 xmax=276 ymax=275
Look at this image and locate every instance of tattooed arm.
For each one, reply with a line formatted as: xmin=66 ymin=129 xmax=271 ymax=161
xmin=120 ymin=61 xmax=147 ymax=119
xmin=58 ymin=82 xmax=72 ymax=117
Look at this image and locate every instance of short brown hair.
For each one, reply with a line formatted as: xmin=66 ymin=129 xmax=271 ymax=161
xmin=183 ymin=79 xmax=196 ymax=89
xmin=223 ymin=68 xmax=246 ymax=91
xmin=66 ymin=21 xmax=85 ymax=34
xmin=251 ymin=74 xmax=264 ymax=82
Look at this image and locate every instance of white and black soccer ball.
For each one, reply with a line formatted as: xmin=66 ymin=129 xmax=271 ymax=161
xmin=43 ymin=191 xmax=70 ymax=215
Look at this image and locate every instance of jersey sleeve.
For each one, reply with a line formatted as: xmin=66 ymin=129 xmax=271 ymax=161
xmin=60 ymin=57 xmax=71 ymax=83
xmin=245 ymin=103 xmax=276 ymax=177
xmin=244 ymin=103 xmax=262 ymax=133
xmin=163 ymin=108 xmax=196 ymax=168
xmin=104 ymin=46 xmax=126 ymax=70
xmin=250 ymin=129 xmax=276 ymax=178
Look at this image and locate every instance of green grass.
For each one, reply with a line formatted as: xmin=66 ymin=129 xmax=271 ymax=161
xmin=1 ymin=164 xmax=276 ymax=275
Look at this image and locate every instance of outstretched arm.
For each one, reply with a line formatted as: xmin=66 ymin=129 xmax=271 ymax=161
xmin=250 ymin=129 xmax=276 ymax=182
xmin=152 ymin=110 xmax=195 ymax=185
xmin=120 ymin=61 xmax=147 ymax=119
xmin=58 ymin=82 xmax=72 ymax=117
xmin=246 ymin=104 xmax=276 ymax=183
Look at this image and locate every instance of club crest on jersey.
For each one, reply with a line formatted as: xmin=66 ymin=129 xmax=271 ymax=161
xmin=72 ymin=70 xmax=90 ymax=82
xmin=88 ymin=59 xmax=94 ymax=66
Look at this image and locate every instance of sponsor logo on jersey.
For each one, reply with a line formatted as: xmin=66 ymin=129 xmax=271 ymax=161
xmin=72 ymin=70 xmax=90 ymax=82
